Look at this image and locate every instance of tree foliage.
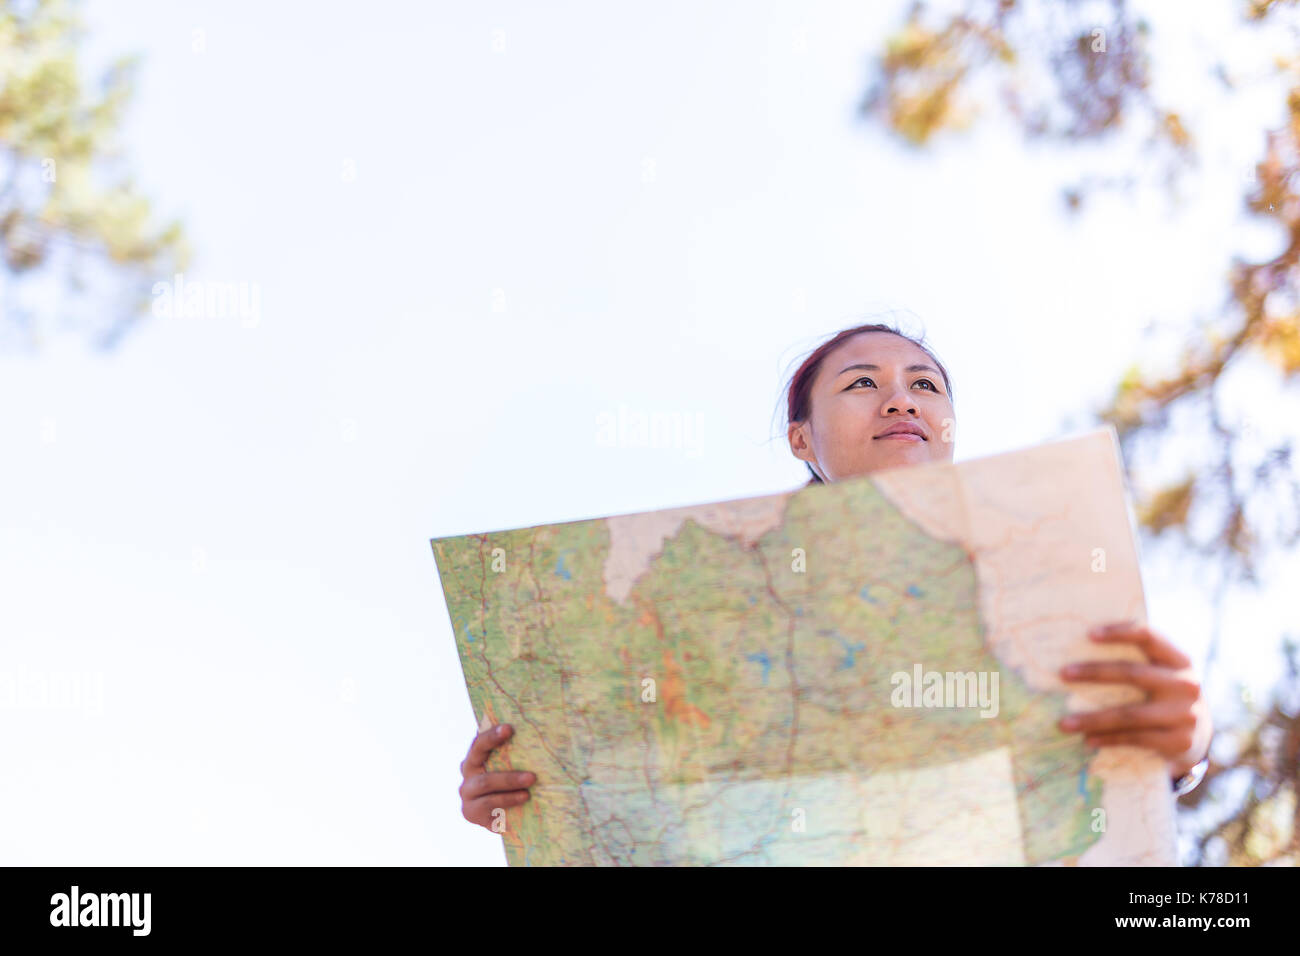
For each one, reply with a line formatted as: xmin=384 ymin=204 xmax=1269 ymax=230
xmin=862 ymin=0 xmax=1299 ymax=865
xmin=0 ymin=0 xmax=186 ymax=349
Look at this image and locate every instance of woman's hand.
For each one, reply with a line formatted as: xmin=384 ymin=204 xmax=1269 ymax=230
xmin=459 ymin=723 xmax=536 ymax=831
xmin=1057 ymin=621 xmax=1212 ymax=781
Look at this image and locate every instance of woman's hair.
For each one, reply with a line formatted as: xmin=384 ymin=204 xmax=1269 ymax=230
xmin=783 ymin=321 xmax=954 ymax=484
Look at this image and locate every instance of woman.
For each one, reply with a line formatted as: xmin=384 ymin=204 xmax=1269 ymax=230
xmin=458 ymin=322 xmax=1214 ymax=831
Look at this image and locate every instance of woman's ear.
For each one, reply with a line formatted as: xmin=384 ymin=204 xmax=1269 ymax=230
xmin=789 ymin=421 xmax=824 ymax=482
xmin=787 ymin=420 xmax=814 ymax=465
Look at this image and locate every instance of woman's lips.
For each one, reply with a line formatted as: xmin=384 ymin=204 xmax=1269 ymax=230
xmin=875 ymin=433 xmax=924 ymax=442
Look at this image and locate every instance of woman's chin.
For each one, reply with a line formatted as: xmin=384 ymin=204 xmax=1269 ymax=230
xmin=871 ymin=441 xmax=937 ymax=468
xmin=830 ymin=443 xmax=942 ymax=480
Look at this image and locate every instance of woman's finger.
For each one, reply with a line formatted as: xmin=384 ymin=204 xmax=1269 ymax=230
xmin=1083 ymin=727 xmax=1197 ymax=759
xmin=1087 ymin=622 xmax=1192 ymax=669
xmin=1058 ymin=698 xmax=1196 ymax=735
xmin=1060 ymin=659 xmax=1198 ymax=697
xmin=463 ymin=790 xmax=531 ymax=827
xmin=459 ymin=771 xmax=537 ymax=801
xmin=460 ymin=723 xmax=512 ymax=778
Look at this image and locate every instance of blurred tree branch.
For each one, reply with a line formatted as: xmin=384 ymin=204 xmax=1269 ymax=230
xmin=0 ymin=0 xmax=187 ymax=349
xmin=861 ymin=0 xmax=1299 ymax=864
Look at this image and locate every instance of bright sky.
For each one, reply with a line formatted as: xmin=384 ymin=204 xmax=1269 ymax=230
xmin=0 ymin=0 xmax=1295 ymax=865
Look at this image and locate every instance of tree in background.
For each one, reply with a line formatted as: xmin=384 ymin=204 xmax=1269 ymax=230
xmin=861 ymin=0 xmax=1299 ymax=865
xmin=0 ymin=0 xmax=186 ymax=350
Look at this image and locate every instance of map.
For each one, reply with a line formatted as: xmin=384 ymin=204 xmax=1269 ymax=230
xmin=431 ymin=427 xmax=1177 ymax=866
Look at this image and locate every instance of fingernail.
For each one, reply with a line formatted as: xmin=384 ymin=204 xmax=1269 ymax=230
xmin=1060 ymin=716 xmax=1080 ymax=730
xmin=496 ymin=724 xmax=507 ymax=735
xmin=1062 ymin=664 xmax=1081 ymax=677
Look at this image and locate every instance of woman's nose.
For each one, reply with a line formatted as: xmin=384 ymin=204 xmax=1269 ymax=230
xmin=881 ymin=384 xmax=917 ymax=414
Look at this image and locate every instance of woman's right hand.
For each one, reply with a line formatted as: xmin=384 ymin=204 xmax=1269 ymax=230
xmin=459 ymin=723 xmax=536 ymax=831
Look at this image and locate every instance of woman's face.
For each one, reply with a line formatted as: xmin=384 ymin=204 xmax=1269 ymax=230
xmin=788 ymin=331 xmax=956 ymax=482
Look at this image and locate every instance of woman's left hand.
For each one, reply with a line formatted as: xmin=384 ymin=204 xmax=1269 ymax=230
xmin=1056 ymin=620 xmax=1212 ymax=781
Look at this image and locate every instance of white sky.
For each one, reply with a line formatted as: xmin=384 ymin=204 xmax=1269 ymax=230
xmin=0 ymin=0 xmax=1295 ymax=865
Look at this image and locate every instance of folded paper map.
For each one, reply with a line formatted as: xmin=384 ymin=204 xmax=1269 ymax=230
xmin=431 ymin=427 xmax=1177 ymax=866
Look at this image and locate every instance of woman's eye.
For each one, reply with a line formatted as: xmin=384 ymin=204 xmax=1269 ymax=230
xmin=848 ymin=376 xmax=940 ymax=392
